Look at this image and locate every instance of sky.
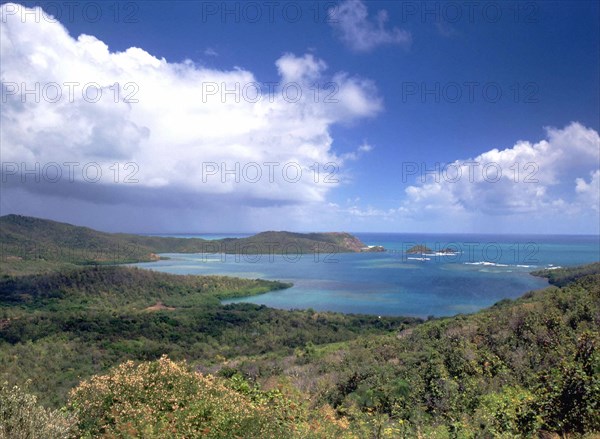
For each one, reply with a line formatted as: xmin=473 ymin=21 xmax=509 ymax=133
xmin=1 ymin=0 xmax=599 ymax=234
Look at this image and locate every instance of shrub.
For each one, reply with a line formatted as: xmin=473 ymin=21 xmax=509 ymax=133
xmin=0 ymin=381 xmax=75 ymax=439
xmin=474 ymin=386 xmax=542 ymax=437
xmin=68 ymin=355 xmax=354 ymax=438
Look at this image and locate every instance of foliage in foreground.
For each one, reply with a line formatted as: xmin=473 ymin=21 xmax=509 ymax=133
xmin=0 ymin=381 xmax=75 ymax=439
xmin=68 ymin=355 xmax=352 ymax=438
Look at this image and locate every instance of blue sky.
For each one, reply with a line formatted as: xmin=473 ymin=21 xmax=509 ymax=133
xmin=1 ymin=1 xmax=599 ymax=233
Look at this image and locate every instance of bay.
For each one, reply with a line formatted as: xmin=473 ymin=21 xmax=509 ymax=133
xmin=133 ymin=233 xmax=600 ymax=317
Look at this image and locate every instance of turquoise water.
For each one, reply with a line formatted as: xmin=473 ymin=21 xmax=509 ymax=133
xmin=133 ymin=234 xmax=600 ymax=317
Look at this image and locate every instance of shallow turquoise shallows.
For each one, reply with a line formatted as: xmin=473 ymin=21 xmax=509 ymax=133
xmin=133 ymin=233 xmax=600 ymax=317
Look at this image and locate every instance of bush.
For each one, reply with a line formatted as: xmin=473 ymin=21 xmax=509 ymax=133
xmin=68 ymin=355 xmax=354 ymax=438
xmin=0 ymin=381 xmax=75 ymax=439
xmin=474 ymin=386 xmax=542 ymax=437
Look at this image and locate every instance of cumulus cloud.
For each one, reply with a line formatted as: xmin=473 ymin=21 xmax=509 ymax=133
xmin=0 ymin=3 xmax=382 ymax=212
xmin=575 ymin=170 xmax=600 ymax=212
xmin=325 ymin=123 xmax=599 ymax=233
xmin=401 ymin=122 xmax=600 ymax=219
xmin=329 ymin=0 xmax=411 ymax=52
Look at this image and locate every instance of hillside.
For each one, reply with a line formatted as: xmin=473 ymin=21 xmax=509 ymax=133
xmin=0 ymin=214 xmax=381 ymax=275
xmin=1 ymin=216 xmax=598 ymax=437
xmin=1 ymin=264 xmax=598 ymax=437
xmin=0 ymin=265 xmax=417 ymax=408
xmin=532 ymin=262 xmax=600 ymax=286
xmin=0 ymin=214 xmax=157 ymax=267
xmin=229 ymin=263 xmax=599 ymax=437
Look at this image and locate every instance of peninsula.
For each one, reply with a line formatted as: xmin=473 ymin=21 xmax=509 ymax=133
xmin=0 ymin=215 xmax=384 ymax=275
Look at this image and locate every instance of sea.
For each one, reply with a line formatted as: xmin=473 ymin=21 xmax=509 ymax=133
xmin=133 ymin=233 xmax=600 ymax=318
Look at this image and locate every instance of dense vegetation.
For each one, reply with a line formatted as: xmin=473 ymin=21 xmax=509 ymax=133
xmin=0 ymin=214 xmax=156 ymax=269
xmin=0 ymin=266 xmax=417 ymax=408
xmin=532 ymin=262 xmax=600 ymax=287
xmin=281 ymin=266 xmax=598 ymax=437
xmin=0 ymin=215 xmax=375 ymax=276
xmin=0 ymin=264 xmax=598 ymax=437
xmin=67 ymin=356 xmax=354 ymax=438
xmin=0 ymin=215 xmax=598 ymax=437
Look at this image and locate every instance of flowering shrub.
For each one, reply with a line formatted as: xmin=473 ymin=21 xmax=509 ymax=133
xmin=0 ymin=381 xmax=75 ymax=439
xmin=68 ymin=355 xmax=354 ymax=438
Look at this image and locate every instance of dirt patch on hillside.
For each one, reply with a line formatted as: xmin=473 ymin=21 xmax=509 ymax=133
xmin=145 ymin=301 xmax=176 ymax=311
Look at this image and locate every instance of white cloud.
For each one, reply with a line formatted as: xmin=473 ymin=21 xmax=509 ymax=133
xmin=401 ymin=122 xmax=600 ymax=220
xmin=575 ymin=170 xmax=600 ymax=212
xmin=317 ymin=123 xmax=599 ymax=233
xmin=0 ymin=3 xmax=382 ymax=210
xmin=358 ymin=142 xmax=373 ymax=152
xmin=276 ymin=53 xmax=327 ymax=83
xmin=329 ymin=0 xmax=411 ymax=52
xmin=341 ymin=141 xmax=374 ymax=161
xmin=204 ymin=47 xmax=218 ymax=57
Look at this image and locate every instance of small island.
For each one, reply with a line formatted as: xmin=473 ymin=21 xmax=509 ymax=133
xmin=406 ymin=245 xmax=457 ymax=255
xmin=406 ymin=244 xmax=432 ymax=254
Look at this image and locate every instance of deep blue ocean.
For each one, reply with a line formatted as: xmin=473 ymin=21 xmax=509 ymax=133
xmin=134 ymin=233 xmax=600 ymax=317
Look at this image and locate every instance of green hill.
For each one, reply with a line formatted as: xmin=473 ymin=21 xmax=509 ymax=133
xmin=1 ymin=216 xmax=598 ymax=437
xmin=0 ymin=214 xmax=380 ymax=275
xmin=0 ymin=214 xmax=156 ymax=267
xmin=532 ymin=262 xmax=600 ymax=286
xmin=0 ymin=265 xmax=417 ymax=408
xmin=201 ymin=263 xmax=599 ymax=437
xmin=1 ymin=263 xmax=598 ymax=437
